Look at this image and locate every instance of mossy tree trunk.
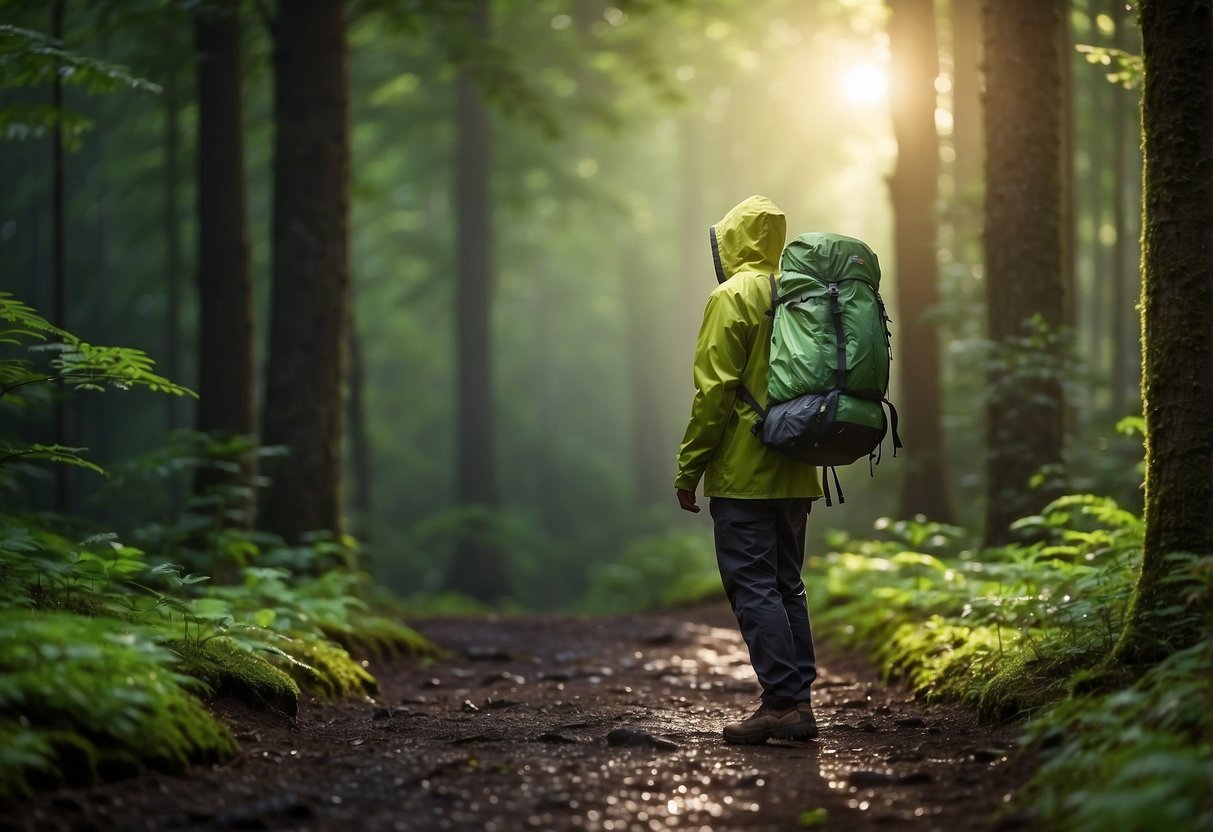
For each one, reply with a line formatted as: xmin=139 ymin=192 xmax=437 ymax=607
xmin=1116 ymin=0 xmax=1213 ymax=663
xmin=260 ymin=0 xmax=350 ymax=541
xmin=193 ymin=0 xmax=257 ymax=528
xmin=446 ymin=0 xmax=508 ymax=601
xmin=981 ymin=0 xmax=1068 ymax=545
xmin=888 ymin=0 xmax=953 ymax=523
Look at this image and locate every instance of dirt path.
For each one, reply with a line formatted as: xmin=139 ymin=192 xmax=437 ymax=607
xmin=13 ymin=606 xmax=1030 ymax=831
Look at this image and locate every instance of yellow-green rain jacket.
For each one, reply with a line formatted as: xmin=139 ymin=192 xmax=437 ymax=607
xmin=674 ymin=195 xmax=823 ymax=499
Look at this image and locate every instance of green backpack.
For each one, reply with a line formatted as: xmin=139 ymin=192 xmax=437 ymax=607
xmin=738 ymin=232 xmax=901 ymax=504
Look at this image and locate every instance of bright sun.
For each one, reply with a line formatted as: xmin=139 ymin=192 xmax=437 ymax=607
xmin=841 ymin=62 xmax=888 ymax=108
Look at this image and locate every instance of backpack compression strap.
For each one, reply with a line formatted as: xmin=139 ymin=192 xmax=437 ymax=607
xmin=828 ymin=282 xmax=847 ymax=389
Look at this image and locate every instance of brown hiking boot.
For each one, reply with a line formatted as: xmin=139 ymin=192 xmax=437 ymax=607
xmin=723 ymin=701 xmax=819 ymax=745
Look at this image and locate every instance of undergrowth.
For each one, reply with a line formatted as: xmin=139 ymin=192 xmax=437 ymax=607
xmin=0 ymin=294 xmax=442 ymax=800
xmin=809 ymin=494 xmax=1213 ymax=832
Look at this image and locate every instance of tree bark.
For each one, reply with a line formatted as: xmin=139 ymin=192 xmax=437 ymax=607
xmin=981 ymin=0 xmax=1068 ymax=545
xmin=193 ymin=0 xmax=257 ymax=527
xmin=261 ymin=0 xmax=351 ymax=541
xmin=950 ymin=0 xmax=982 ymax=208
xmin=52 ymin=0 xmax=69 ymax=514
xmin=164 ymin=13 xmax=185 ymax=433
xmin=1116 ymin=0 xmax=1213 ymax=662
xmin=1108 ymin=0 xmax=1132 ymax=418
xmin=346 ymin=322 xmax=372 ymax=535
xmin=446 ymin=0 xmax=508 ymax=600
xmin=887 ymin=0 xmax=952 ymax=522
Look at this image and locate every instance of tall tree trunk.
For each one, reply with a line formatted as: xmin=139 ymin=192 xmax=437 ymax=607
xmin=1108 ymin=1 xmax=1132 ymax=418
xmin=1116 ymin=0 xmax=1213 ymax=662
xmin=346 ymin=323 xmax=372 ymax=535
xmin=1088 ymin=25 xmax=1113 ymax=416
xmin=1062 ymin=0 xmax=1078 ymax=338
xmin=888 ymin=0 xmax=952 ymax=522
xmin=261 ymin=0 xmax=351 ymax=541
xmin=52 ymin=0 xmax=69 ymax=513
xmin=446 ymin=0 xmax=507 ymax=600
xmin=164 ymin=14 xmax=184 ymax=433
xmin=981 ymin=0 xmax=1068 ymax=545
xmin=193 ymin=0 xmax=257 ymax=529
xmin=950 ymin=0 xmax=982 ymax=211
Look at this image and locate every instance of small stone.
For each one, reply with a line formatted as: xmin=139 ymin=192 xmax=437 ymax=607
xmin=895 ymin=716 xmax=927 ymax=728
xmin=606 ymin=727 xmax=680 ymax=750
xmin=372 ymin=708 xmax=393 ymax=721
xmin=423 ymin=678 xmax=442 ymax=688
xmin=461 ymin=699 xmax=480 ymax=712
xmin=972 ymin=747 xmax=1007 ymax=763
xmin=481 ymin=671 xmax=526 ymax=687
xmin=537 ymin=731 xmax=579 ymax=744
xmin=859 ymin=721 xmax=879 ymax=732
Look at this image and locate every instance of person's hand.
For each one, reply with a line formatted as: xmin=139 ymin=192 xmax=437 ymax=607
xmin=676 ymin=488 xmax=701 ymax=513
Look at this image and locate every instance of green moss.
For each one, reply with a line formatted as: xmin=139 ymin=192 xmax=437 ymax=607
xmin=173 ymin=637 xmax=300 ymax=717
xmin=976 ymin=652 xmax=1077 ymax=721
xmin=281 ymin=638 xmax=378 ymax=700
xmin=323 ymin=614 xmax=443 ymax=660
xmin=873 ymin=616 xmax=1011 ymax=705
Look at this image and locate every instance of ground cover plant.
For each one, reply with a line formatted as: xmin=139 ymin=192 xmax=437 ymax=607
xmin=0 ymin=295 xmax=436 ymax=799
xmin=805 ymin=494 xmax=1213 ymax=832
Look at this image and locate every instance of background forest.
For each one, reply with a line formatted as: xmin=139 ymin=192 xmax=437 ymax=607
xmin=0 ymin=0 xmax=1148 ymax=606
xmin=2 ymin=0 xmax=1212 ymax=829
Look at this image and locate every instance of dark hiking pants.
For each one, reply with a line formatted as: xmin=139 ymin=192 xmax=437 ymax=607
xmin=710 ymin=497 xmax=816 ymax=707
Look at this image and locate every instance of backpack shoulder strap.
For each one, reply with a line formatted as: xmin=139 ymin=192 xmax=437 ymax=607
xmin=764 ymin=273 xmax=779 ymax=318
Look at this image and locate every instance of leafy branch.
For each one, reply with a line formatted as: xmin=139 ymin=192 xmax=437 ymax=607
xmin=0 ymin=293 xmax=195 ymax=399
xmin=0 ymin=24 xmax=160 ymax=144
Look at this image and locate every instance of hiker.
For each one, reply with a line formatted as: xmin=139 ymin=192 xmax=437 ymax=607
xmin=674 ymin=194 xmax=822 ymax=745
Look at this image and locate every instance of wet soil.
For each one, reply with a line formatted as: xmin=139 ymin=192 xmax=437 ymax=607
xmin=10 ymin=605 xmax=1031 ymax=832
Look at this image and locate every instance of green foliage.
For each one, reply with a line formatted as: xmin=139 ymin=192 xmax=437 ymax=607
xmin=812 ymin=495 xmax=1143 ymax=711
xmin=0 ymin=610 xmax=235 ymax=799
xmin=0 ymin=293 xmax=194 ymax=399
xmin=0 ymin=294 xmax=196 ymax=490
xmin=0 ymin=508 xmax=439 ymax=794
xmin=582 ymin=530 xmax=720 ymax=613
xmin=1075 ymin=44 xmax=1142 ymax=89
xmin=814 ymin=493 xmax=1212 ymax=832
xmin=0 ymin=23 xmax=159 ymax=143
xmin=1022 ymin=641 xmax=1213 ymax=832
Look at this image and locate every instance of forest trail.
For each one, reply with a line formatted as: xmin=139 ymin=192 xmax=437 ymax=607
xmin=16 ymin=606 xmax=1029 ymax=832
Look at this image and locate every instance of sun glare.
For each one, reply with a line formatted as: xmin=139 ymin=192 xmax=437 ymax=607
xmin=841 ymin=62 xmax=888 ymax=108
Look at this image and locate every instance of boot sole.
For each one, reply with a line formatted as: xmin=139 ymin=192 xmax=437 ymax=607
xmin=723 ymin=722 xmax=819 ymax=745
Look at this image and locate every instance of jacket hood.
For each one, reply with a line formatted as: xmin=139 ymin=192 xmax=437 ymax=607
xmin=709 ymin=195 xmax=786 ymax=283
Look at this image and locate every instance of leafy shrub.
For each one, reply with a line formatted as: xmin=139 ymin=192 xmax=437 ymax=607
xmin=0 ymin=611 xmax=235 ymax=798
xmin=582 ymin=530 xmax=720 ymax=613
xmin=811 ymin=495 xmax=1213 ymax=832
xmin=1022 ymin=640 xmax=1213 ymax=832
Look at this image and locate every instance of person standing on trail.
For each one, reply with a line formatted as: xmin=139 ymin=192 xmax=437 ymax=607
xmin=674 ymin=194 xmax=822 ymax=745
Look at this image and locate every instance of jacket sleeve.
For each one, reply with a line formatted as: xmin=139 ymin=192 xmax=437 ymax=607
xmin=674 ymin=289 xmax=751 ymax=491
